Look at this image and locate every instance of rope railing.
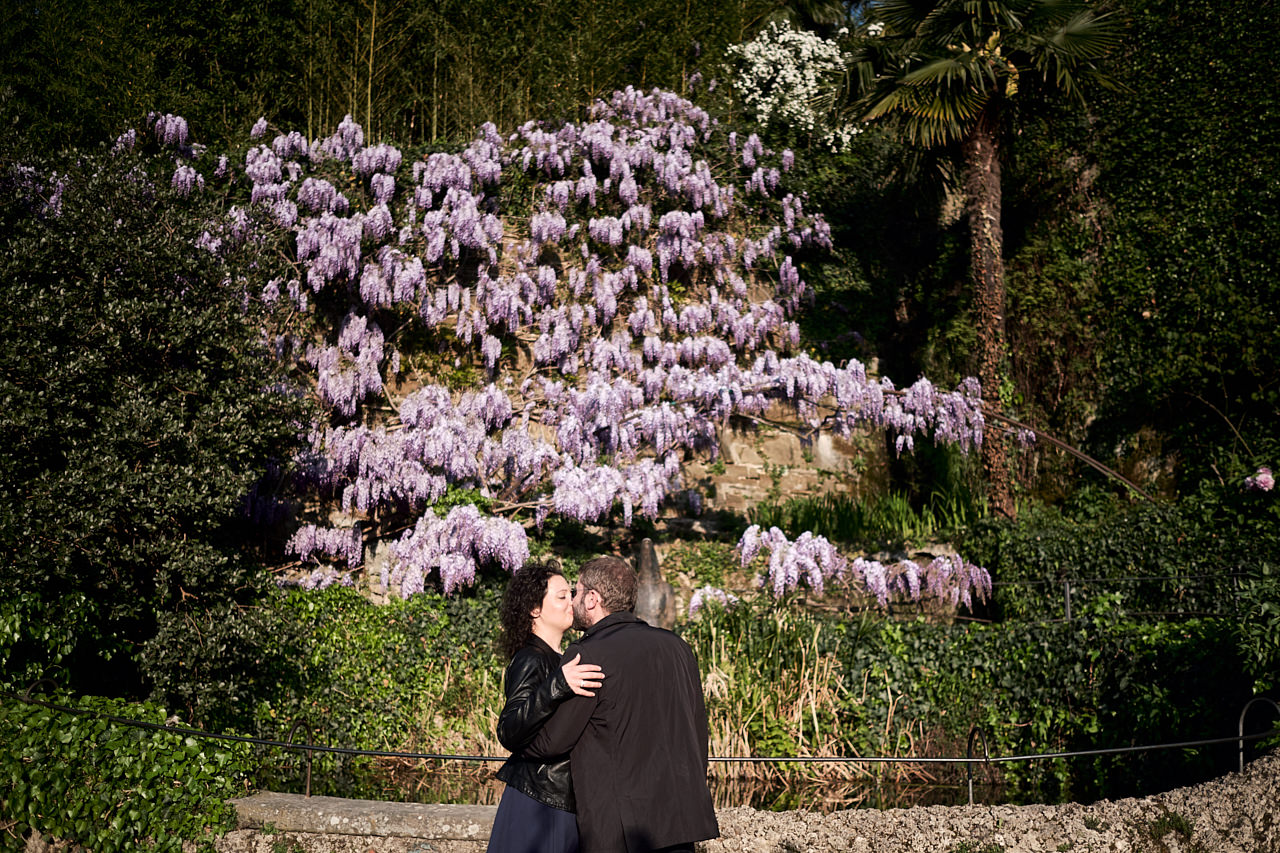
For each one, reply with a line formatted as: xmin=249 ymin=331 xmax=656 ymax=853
xmin=6 ymin=684 xmax=1277 ymax=805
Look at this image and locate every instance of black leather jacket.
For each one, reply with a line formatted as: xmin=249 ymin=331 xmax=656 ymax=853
xmin=494 ymin=635 xmax=575 ymax=811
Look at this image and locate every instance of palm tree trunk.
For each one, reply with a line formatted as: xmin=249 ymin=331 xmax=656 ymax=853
xmin=962 ymin=108 xmax=1015 ymax=519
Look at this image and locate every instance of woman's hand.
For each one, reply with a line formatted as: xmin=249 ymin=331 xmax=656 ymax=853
xmin=562 ymin=653 xmax=605 ymax=696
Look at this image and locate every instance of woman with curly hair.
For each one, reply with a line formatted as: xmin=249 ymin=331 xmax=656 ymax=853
xmin=488 ymin=561 xmax=604 ymax=853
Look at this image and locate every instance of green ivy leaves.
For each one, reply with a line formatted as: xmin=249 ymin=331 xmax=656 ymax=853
xmin=0 ymin=694 xmax=254 ymax=852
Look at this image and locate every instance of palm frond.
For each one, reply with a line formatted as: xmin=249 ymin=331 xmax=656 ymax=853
xmin=852 ymin=0 xmax=1121 ymax=147
xmin=1048 ymin=9 xmax=1123 ymax=59
xmin=876 ymin=0 xmax=940 ymax=35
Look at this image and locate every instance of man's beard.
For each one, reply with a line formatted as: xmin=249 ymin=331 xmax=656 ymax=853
xmin=572 ymin=600 xmax=590 ymax=630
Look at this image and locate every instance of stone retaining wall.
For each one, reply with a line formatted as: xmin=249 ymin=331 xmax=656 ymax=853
xmin=215 ymin=752 xmax=1280 ymax=853
xmin=21 ymin=753 xmax=1279 ymax=853
xmin=684 ymin=420 xmax=888 ymax=513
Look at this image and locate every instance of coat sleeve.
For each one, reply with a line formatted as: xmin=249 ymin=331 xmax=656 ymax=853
xmin=496 ymin=648 xmax=574 ymax=752
xmin=523 ymin=644 xmax=596 ymax=759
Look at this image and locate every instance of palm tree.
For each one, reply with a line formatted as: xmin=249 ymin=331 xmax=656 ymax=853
xmin=767 ymin=0 xmax=854 ymax=35
xmin=848 ymin=0 xmax=1120 ymax=517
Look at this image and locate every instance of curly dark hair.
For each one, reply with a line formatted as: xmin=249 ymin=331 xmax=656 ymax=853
xmin=499 ymin=560 xmax=564 ymax=660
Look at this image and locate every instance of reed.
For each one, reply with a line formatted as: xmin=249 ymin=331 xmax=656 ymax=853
xmin=370 ymin=593 xmax=948 ymax=800
xmin=687 ymin=596 xmax=935 ymax=788
xmin=368 ymin=657 xmax=508 ymax=802
xmin=748 ymin=489 xmax=982 ymax=549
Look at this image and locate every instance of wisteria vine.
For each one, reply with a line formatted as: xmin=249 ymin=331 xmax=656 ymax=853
xmin=736 ymin=525 xmax=992 ymax=610
xmin=85 ymin=92 xmax=1001 ymax=606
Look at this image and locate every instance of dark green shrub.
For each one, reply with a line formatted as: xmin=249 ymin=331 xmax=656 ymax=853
xmin=189 ymin=583 xmax=505 ymax=798
xmin=665 ymin=540 xmax=738 ymax=588
xmin=0 ymin=133 xmax=307 ymax=695
xmin=1088 ymin=0 xmax=1280 ymax=485
xmin=139 ymin=601 xmax=308 ymax=736
xmin=961 ymin=485 xmax=1275 ymax=622
xmin=1236 ymin=563 xmax=1280 ymax=694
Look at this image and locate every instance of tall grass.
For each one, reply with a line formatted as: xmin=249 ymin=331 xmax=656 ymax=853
xmin=681 ymin=597 xmax=935 ymax=788
xmin=365 ymin=595 xmax=941 ymax=802
xmin=368 ymin=659 xmax=508 ymax=804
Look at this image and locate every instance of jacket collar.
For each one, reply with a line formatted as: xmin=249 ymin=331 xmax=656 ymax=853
xmin=525 ymin=633 xmax=559 ymax=656
xmin=584 ymin=609 xmax=640 ymax=637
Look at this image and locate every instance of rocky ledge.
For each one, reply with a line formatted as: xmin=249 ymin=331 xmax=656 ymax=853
xmin=707 ymin=749 xmax=1279 ymax=853
xmin=22 ymin=751 xmax=1279 ymax=852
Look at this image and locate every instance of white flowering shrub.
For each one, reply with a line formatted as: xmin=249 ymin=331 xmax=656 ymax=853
xmin=727 ymin=22 xmax=860 ymax=151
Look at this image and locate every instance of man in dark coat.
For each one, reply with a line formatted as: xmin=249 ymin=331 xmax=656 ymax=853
xmin=525 ymin=555 xmax=719 ymax=853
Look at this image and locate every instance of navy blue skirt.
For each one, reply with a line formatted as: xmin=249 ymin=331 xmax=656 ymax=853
xmin=487 ymin=785 xmax=579 ymax=853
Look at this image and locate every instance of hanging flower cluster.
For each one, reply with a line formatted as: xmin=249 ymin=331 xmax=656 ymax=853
xmin=688 ymin=585 xmax=741 ymax=617
xmin=738 ymin=525 xmax=993 ymax=611
xmin=108 ymin=87 xmax=992 ymax=599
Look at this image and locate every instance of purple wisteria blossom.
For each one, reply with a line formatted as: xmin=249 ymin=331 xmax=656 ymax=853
xmin=133 ymin=89 xmax=1006 ymax=600
xmin=688 ymin=585 xmax=740 ymax=617
xmin=1245 ymin=466 xmax=1275 ymax=492
xmin=151 ymin=113 xmax=189 ymax=147
xmin=314 ymin=114 xmax=365 ymax=161
xmin=171 ymin=163 xmax=204 ymax=197
xmin=385 ymin=505 xmax=529 ymax=595
xmin=112 ymin=129 xmax=138 ymax=155
xmin=307 ymin=312 xmax=385 ymax=417
xmin=287 ymin=523 xmax=363 ymax=568
xmin=738 ymin=525 xmax=992 ymax=611
xmin=273 ymin=131 xmax=309 ymax=159
xmin=353 ymin=143 xmax=403 ymax=176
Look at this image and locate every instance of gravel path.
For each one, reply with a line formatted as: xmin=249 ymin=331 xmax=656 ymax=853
xmin=706 ymin=750 xmax=1280 ymax=853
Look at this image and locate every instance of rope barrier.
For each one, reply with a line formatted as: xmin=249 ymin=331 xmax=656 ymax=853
xmin=6 ymin=686 xmax=1277 ymax=777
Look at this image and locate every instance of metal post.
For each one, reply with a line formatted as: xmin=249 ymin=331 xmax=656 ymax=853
xmin=1063 ymin=580 xmax=1072 ymax=621
xmin=1238 ymin=697 xmax=1280 ymax=773
xmin=22 ymin=679 xmax=59 ymax=701
xmin=287 ymin=721 xmax=315 ymax=797
xmin=966 ymin=726 xmax=991 ymax=805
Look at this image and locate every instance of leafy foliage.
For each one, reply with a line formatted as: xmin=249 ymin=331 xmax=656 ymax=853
xmin=1086 ymin=0 xmax=1280 ymax=486
xmin=144 ymin=584 xmax=506 ymax=798
xmin=665 ymin=540 xmax=739 ymax=589
xmin=0 ymin=693 xmax=254 ymax=852
xmin=0 ymin=0 xmax=777 ymax=150
xmin=750 ymin=487 xmax=984 ymax=551
xmin=1234 ymin=563 xmax=1280 ymax=694
xmin=850 ymin=0 xmax=1123 ymax=148
xmin=961 ymin=484 xmax=1279 ymax=633
xmin=0 ymin=132 xmax=308 ymax=693
xmin=682 ymin=596 xmax=1253 ymax=802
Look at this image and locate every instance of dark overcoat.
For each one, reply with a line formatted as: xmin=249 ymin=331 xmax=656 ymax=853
xmin=526 ymin=611 xmax=719 ymax=852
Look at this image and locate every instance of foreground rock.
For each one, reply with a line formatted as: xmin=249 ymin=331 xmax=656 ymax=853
xmin=707 ymin=750 xmax=1279 ymax=853
xmin=22 ymin=751 xmax=1280 ymax=852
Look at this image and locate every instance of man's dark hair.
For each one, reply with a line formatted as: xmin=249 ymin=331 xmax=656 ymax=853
xmin=499 ymin=560 xmax=564 ymax=659
xmin=578 ymin=555 xmax=636 ymax=614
